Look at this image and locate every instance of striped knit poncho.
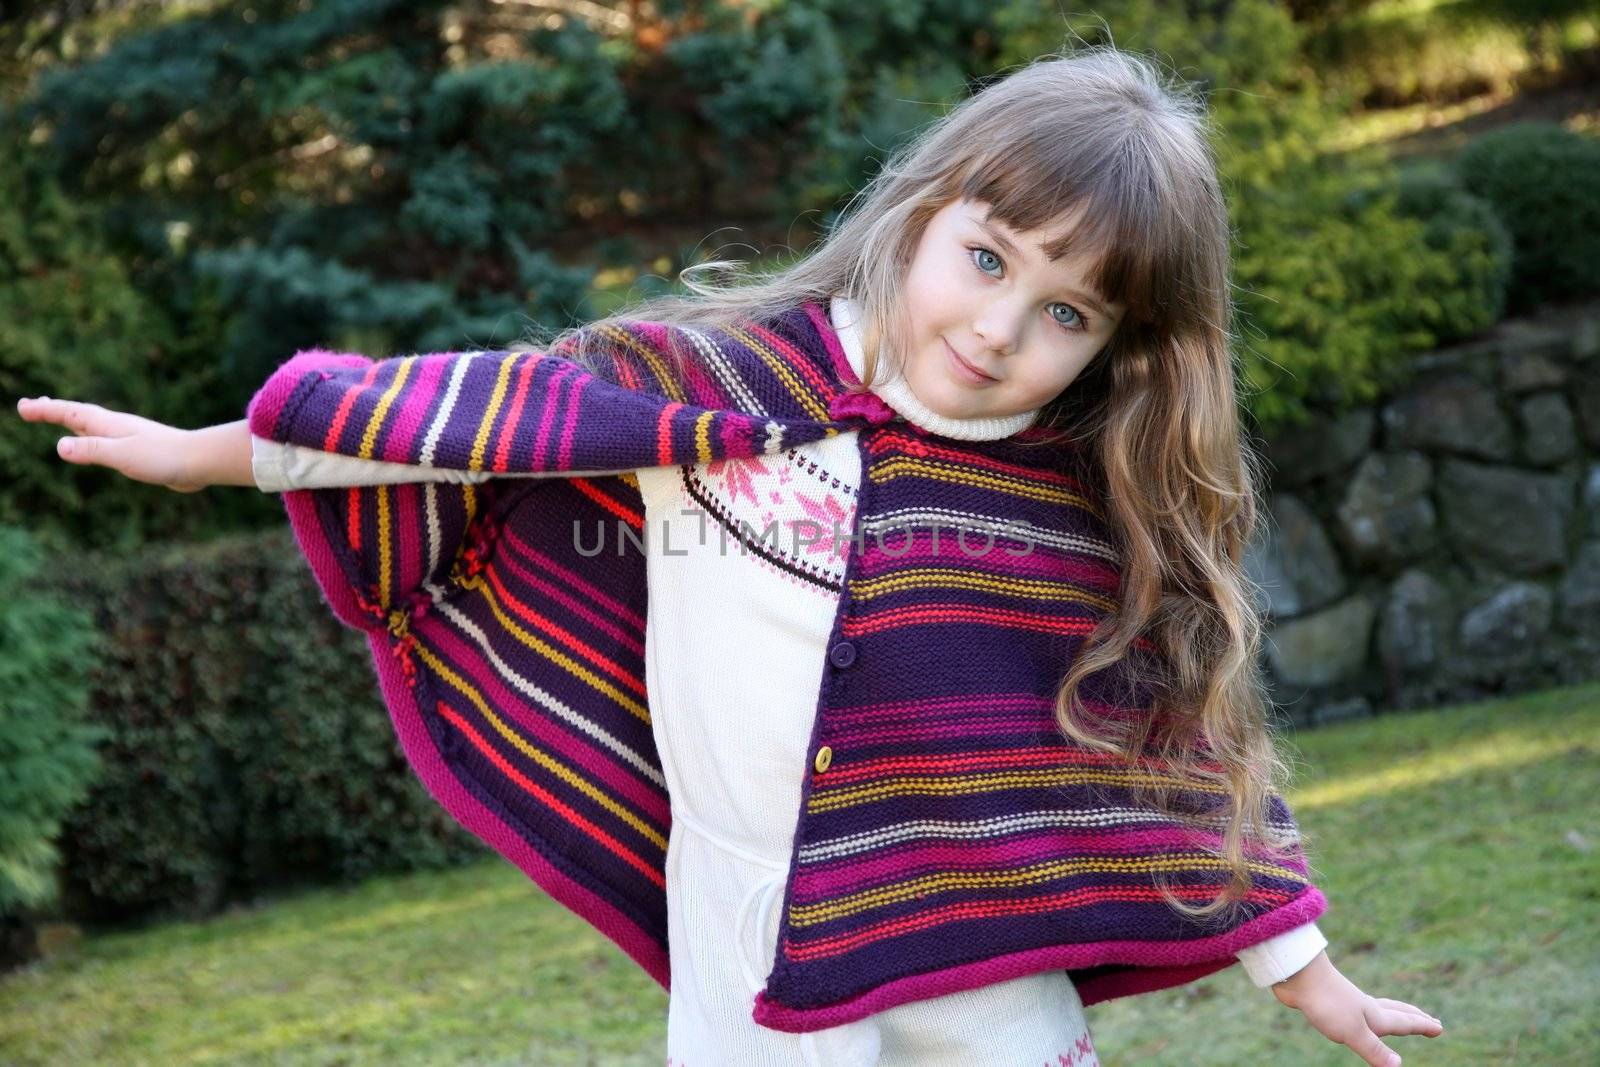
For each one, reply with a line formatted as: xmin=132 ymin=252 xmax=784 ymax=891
xmin=245 ymin=299 xmax=1328 ymax=1033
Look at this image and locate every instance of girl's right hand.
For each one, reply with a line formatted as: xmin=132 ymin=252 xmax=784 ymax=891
xmin=15 ymin=396 xmax=209 ymax=493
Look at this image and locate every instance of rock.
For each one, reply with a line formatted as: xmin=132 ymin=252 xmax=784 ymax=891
xmin=1518 ymin=392 xmax=1578 ymax=466
xmin=1334 ymin=452 xmax=1436 ymax=566
xmin=1266 ymin=594 xmax=1376 ymax=687
xmin=1557 ymin=541 xmax=1600 ymax=630
xmin=1382 ymin=372 xmax=1514 ymax=460
xmin=1377 ymin=569 xmax=1452 ymax=676
xmin=1260 ymin=407 xmax=1375 ymax=489
xmin=1245 ymin=494 xmax=1345 ymax=618
xmin=1436 ymin=460 xmax=1574 ymax=576
xmin=1574 ymin=365 xmax=1600 ymax=448
xmin=1458 ymin=582 xmax=1554 ymax=655
xmin=1311 ymin=697 xmax=1373 ymax=727
xmin=1502 ymin=350 xmax=1569 ymax=393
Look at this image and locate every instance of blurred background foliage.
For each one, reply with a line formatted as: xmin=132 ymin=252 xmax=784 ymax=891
xmin=0 ymin=0 xmax=1596 ymax=950
xmin=2 ymin=0 xmax=1596 ymax=553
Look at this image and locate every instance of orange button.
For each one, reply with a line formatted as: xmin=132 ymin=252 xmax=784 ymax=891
xmin=813 ymin=746 xmax=833 ymax=773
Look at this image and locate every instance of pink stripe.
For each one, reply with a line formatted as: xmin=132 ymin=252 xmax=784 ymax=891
xmin=531 ymin=363 xmax=576 ymax=471
xmin=750 ymin=886 xmax=1328 ymax=1031
xmin=558 ymin=373 xmax=589 ymax=470
xmin=500 ymin=515 xmax=647 ymax=641
xmin=395 ymin=483 xmax=420 ymax=599
xmin=422 ymin=620 xmax=670 ymax=827
xmin=828 ymin=713 xmax=1051 ymax=745
xmin=857 ymin=536 xmax=1119 ymax=583
xmin=384 ymin=353 xmax=452 ymax=462
xmin=802 ymin=299 xmax=855 ymax=391
xmin=274 ymin=490 xmax=671 ymax=990
xmin=492 ymin=524 xmax=648 ymax=664
xmin=824 ymin=693 xmax=1046 ymax=725
xmin=792 ymin=827 xmax=1223 ymax=901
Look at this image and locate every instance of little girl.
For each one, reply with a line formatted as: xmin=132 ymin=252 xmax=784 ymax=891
xmin=19 ymin=48 xmax=1444 ymax=1067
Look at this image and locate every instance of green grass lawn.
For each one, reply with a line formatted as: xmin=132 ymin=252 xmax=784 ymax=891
xmin=3 ymin=683 xmax=1597 ymax=1065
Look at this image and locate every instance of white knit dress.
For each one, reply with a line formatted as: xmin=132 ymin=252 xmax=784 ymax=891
xmin=252 ymin=295 xmax=1326 ymax=1066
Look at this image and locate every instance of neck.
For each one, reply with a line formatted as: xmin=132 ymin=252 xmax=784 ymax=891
xmin=828 ymin=295 xmax=1040 ymax=441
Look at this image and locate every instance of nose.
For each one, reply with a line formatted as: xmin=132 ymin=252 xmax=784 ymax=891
xmin=970 ymin=300 xmax=1022 ymax=356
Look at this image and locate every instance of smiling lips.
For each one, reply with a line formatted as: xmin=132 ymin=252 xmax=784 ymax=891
xmin=944 ymin=339 xmax=998 ymax=383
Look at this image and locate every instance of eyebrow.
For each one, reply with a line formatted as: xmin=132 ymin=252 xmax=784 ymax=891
xmin=970 ymin=215 xmax=1113 ymax=319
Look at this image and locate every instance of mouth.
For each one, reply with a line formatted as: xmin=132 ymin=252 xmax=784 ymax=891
xmin=943 ymin=339 xmax=999 ymax=383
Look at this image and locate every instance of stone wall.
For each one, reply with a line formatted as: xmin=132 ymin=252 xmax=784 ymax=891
xmin=1247 ymin=301 xmax=1600 ymax=727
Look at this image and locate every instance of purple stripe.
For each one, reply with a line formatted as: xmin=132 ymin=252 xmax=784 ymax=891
xmin=500 ymin=517 xmax=647 ymax=645
xmin=384 ymin=353 xmax=452 ymax=462
xmin=424 ymin=618 xmax=671 ymax=828
xmin=558 ymin=371 xmax=590 ymax=470
xmin=828 ymin=714 xmax=1054 ymax=745
xmin=857 ymin=535 xmax=1119 ymax=583
xmin=752 ymin=886 xmax=1328 ymax=1031
xmin=792 ymin=826 xmax=1223 ymax=901
xmin=824 ymin=693 xmax=1047 ymax=726
xmin=531 ymin=362 xmax=576 ymax=471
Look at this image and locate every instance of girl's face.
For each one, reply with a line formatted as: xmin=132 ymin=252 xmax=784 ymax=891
xmin=896 ymin=197 xmax=1124 ymax=422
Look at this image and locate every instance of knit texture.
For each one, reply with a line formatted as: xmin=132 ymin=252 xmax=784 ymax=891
xmin=245 ymin=300 xmax=1328 ymax=1032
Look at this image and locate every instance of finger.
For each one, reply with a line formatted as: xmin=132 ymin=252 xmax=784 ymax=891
xmin=57 ymin=435 xmax=108 ymax=465
xmin=1345 ymin=1027 xmax=1401 ymax=1067
xmin=1372 ymin=998 xmax=1442 ymax=1027
xmin=1371 ymin=1006 xmax=1444 ymax=1037
xmin=20 ymin=397 xmax=117 ymax=435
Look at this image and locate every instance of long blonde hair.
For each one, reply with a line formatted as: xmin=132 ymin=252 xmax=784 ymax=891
xmin=516 ymin=45 xmax=1306 ymax=920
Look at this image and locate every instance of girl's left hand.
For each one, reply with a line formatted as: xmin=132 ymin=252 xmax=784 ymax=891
xmin=1270 ymin=950 xmax=1444 ymax=1067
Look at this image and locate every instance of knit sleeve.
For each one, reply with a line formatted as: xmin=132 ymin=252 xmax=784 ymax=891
xmin=249 ymin=433 xmax=637 ymax=492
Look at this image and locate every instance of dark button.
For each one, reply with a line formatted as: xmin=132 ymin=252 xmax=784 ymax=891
xmin=828 ymin=640 xmax=857 ymax=668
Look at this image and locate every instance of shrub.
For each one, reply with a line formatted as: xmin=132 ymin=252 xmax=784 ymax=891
xmin=1363 ymin=163 xmax=1514 ymax=343
xmin=0 ymin=524 xmax=105 ymax=966
xmin=1455 ymin=121 xmax=1600 ymax=313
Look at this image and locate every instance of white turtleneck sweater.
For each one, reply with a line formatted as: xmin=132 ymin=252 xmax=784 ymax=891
xmin=251 ymin=296 xmax=1326 ymax=1064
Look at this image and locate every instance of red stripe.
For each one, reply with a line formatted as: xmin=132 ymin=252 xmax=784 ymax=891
xmin=656 ymin=402 xmax=684 ymax=466
xmin=482 ymin=557 xmax=648 ymax=699
xmin=572 ymin=477 xmax=644 ymax=528
xmin=784 ymin=884 xmax=1295 ymax=961
xmin=434 ymin=699 xmax=666 ymax=889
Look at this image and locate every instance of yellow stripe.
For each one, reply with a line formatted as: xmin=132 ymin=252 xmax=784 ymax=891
xmin=869 ymin=457 xmax=1096 ymax=509
xmin=807 ymin=767 xmax=1225 ymax=813
xmin=789 ymin=854 xmax=1307 ymax=926
xmin=694 ymin=410 xmax=717 ymax=464
xmin=452 ymin=568 xmax=651 ymax=725
xmin=594 ymin=325 xmax=688 ymax=404
xmin=724 ymin=324 xmax=832 ymax=422
xmin=377 ymin=485 xmax=391 ymax=609
xmin=849 ymin=568 xmax=1120 ymax=612
xmin=468 ymin=355 xmax=516 ymax=471
xmin=410 ymin=642 xmax=667 ymax=852
xmin=357 ymin=356 xmax=416 ymax=459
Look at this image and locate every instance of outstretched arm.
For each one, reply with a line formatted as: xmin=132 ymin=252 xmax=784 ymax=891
xmin=15 ymin=398 xmax=252 ymax=492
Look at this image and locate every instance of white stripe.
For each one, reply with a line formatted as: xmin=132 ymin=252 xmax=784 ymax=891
xmin=420 ymin=351 xmax=483 ymax=468
xmin=685 ymin=327 xmax=765 ymax=415
xmin=420 ymin=595 xmax=667 ymax=790
xmin=857 ymin=507 xmax=1118 ymax=561
xmin=800 ymin=809 xmax=1299 ymax=863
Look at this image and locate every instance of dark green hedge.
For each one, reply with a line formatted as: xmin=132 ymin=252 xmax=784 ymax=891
xmin=38 ymin=525 xmax=484 ymax=928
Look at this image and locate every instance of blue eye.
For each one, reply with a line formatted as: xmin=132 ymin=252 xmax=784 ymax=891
xmin=1048 ymin=303 xmax=1085 ymax=330
xmin=965 ymin=245 xmax=1093 ymax=334
xmin=972 ymin=247 xmax=1003 ymax=276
